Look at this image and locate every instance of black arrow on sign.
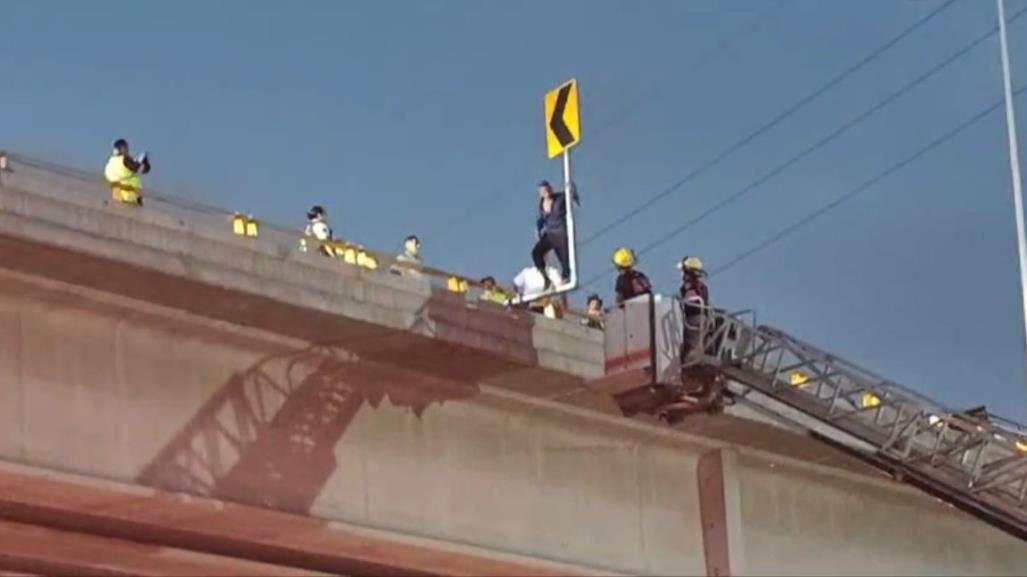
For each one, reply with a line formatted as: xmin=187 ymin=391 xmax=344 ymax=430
xmin=549 ymin=84 xmax=575 ymax=147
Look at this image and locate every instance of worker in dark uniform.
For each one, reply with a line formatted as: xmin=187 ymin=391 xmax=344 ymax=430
xmin=612 ymin=247 xmax=652 ymax=305
xmin=678 ymin=255 xmax=710 ymax=368
xmin=532 ymin=180 xmax=577 ymax=290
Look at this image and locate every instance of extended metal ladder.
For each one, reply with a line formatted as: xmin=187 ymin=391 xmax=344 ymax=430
xmin=697 ymin=310 xmax=1027 ymax=542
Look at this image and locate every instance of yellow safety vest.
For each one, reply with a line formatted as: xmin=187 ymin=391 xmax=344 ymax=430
xmin=482 ymin=289 xmax=509 ymax=305
xmin=105 ymin=153 xmax=142 ymax=204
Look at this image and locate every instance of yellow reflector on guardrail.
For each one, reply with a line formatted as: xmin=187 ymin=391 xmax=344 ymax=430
xmin=447 ymin=276 xmax=469 ymax=293
xmin=357 ymin=251 xmax=378 ymax=270
xmin=861 ymin=392 xmax=881 ymax=408
xmin=245 ymin=215 xmax=258 ymax=237
xmin=233 ymin=214 xmax=259 ymax=237
xmin=790 ymin=372 xmax=809 ymax=388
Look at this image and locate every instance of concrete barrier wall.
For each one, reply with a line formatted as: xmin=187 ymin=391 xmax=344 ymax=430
xmin=0 ymin=269 xmax=709 ymax=574
xmin=2 ymin=265 xmax=1027 ymax=574
xmin=310 ymin=391 xmax=708 ymax=575
xmin=0 ymin=166 xmax=604 ymax=380
xmin=1 ymin=164 xmax=1026 ymax=575
xmin=729 ymin=451 xmax=1027 ymax=576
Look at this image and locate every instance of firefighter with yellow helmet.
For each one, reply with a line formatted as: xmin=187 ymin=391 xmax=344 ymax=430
xmin=104 ymin=138 xmax=150 ymax=205
xmin=612 ymin=247 xmax=652 ymax=305
xmin=678 ymin=255 xmax=710 ymax=367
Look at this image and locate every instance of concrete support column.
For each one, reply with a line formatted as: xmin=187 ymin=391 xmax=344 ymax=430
xmin=697 ymin=449 xmax=746 ymax=577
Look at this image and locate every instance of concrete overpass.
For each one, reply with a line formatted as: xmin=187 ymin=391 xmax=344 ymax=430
xmin=0 ymin=152 xmax=1025 ymax=575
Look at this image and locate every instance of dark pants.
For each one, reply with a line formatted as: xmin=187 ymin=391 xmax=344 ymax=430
xmin=532 ymin=230 xmax=570 ymax=283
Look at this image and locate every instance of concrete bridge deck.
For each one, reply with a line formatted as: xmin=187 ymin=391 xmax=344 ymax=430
xmin=0 ymin=154 xmax=1025 ymax=575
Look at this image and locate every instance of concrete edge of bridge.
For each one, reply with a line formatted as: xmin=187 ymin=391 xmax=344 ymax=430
xmin=0 ymin=460 xmax=621 ymax=577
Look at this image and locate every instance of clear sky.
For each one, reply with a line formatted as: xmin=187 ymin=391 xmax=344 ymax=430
xmin=4 ymin=0 xmax=1027 ymax=420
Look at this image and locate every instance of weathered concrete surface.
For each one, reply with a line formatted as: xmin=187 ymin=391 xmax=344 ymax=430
xmin=0 ymin=461 xmax=595 ymax=577
xmin=0 ymin=161 xmax=604 ymax=382
xmin=1 ymin=157 xmax=1026 ymax=575
xmin=727 ymin=449 xmax=1027 ymax=576
xmin=0 ymin=518 xmax=319 ymax=577
xmin=0 ymin=266 xmax=1025 ymax=574
xmin=0 ymin=268 xmax=701 ymax=574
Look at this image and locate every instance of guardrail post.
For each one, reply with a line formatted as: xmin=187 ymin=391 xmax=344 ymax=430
xmin=648 ymin=292 xmax=657 ymax=385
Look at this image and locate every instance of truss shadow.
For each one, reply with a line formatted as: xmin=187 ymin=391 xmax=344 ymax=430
xmin=137 ymin=342 xmax=479 ymax=514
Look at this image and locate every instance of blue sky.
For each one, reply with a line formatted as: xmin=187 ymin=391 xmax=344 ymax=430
xmin=4 ymin=0 xmax=1027 ymax=420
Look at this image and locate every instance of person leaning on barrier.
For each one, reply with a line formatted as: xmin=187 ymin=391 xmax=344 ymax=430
xmin=391 ymin=234 xmax=423 ymax=277
xmin=396 ymin=235 xmax=422 ymax=266
xmin=583 ymin=293 xmax=605 ymax=330
xmin=678 ymin=255 xmax=710 ymax=366
xmin=302 ymin=205 xmax=335 ymax=256
xmin=104 ymin=138 xmax=150 ymax=206
xmin=612 ymin=247 xmax=652 ymax=305
xmin=479 ymin=276 xmax=509 ymax=305
xmin=513 ymin=265 xmax=564 ymax=317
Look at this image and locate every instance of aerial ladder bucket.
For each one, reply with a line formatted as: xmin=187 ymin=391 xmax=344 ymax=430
xmin=597 ymin=294 xmax=736 ymax=423
xmin=599 ymin=300 xmax=1027 ymax=542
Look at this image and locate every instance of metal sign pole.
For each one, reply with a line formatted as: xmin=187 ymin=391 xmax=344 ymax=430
xmin=564 ymin=149 xmax=578 ymax=289
xmin=997 ymin=0 xmax=1027 ymax=390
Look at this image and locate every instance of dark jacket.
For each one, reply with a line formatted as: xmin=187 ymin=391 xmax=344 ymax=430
xmin=680 ymin=276 xmax=709 ymax=318
xmin=121 ymin=153 xmax=151 ymax=175
xmin=615 ymin=269 xmax=652 ymax=304
xmin=535 ymin=184 xmax=579 ymax=236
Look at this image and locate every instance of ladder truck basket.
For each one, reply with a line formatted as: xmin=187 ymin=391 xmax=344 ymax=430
xmin=604 ymin=294 xmax=750 ymax=386
xmin=604 ymin=295 xmax=681 ymax=385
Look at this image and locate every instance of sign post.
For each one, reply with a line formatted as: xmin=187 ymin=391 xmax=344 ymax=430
xmin=563 ymin=148 xmax=576 ymax=287
xmin=546 ymin=79 xmax=581 ymax=294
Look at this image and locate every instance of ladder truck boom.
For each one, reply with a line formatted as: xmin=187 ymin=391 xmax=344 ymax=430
xmin=602 ymin=296 xmax=1027 ymax=542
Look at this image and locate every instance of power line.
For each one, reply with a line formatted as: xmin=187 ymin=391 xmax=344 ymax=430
xmin=580 ymin=0 xmax=962 ymax=247
xmin=588 ymin=0 xmax=788 ymax=138
xmin=578 ymin=0 xmax=1001 ymax=290
xmin=710 ymin=86 xmax=1026 ymax=279
xmin=633 ymin=5 xmax=1026 ymax=258
xmin=422 ymin=2 xmax=788 ymax=243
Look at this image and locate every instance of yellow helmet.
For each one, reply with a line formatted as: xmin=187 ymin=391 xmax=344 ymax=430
xmin=612 ymin=247 xmax=637 ymax=269
xmin=677 ymin=255 xmax=705 ymax=274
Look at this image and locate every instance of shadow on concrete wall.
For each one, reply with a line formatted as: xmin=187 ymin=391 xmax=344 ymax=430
xmin=137 ymin=341 xmax=479 ymax=515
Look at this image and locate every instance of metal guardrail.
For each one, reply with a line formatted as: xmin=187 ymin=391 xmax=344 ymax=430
xmin=698 ymin=309 xmax=1027 ymax=539
xmin=0 ymin=150 xmax=589 ymax=322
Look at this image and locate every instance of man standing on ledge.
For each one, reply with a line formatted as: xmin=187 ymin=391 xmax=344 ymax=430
xmin=532 ymin=179 xmax=577 ymax=290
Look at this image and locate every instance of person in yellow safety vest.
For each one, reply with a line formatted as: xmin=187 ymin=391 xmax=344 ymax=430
xmin=479 ymin=276 xmax=509 ymax=305
xmin=612 ymin=247 xmax=652 ymax=305
xmin=104 ymin=139 xmax=150 ymax=205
